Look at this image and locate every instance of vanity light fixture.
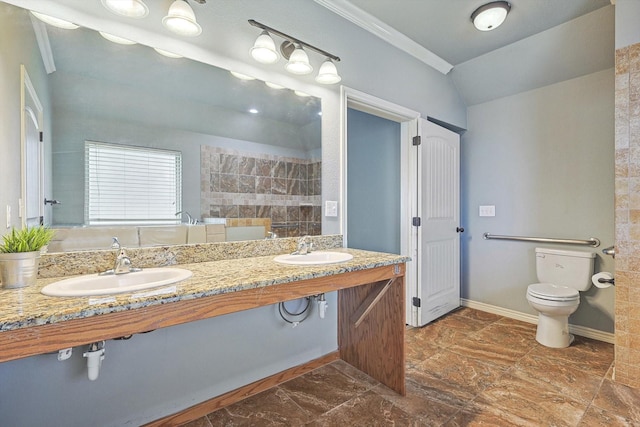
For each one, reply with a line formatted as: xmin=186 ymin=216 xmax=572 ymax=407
xmin=248 ymin=108 xmax=259 ymax=114
xmin=294 ymin=90 xmax=311 ymax=98
xmin=285 ymin=44 xmax=313 ymax=75
xmin=163 ymin=0 xmax=202 ymax=37
xmin=250 ymin=31 xmax=280 ymax=64
xmin=101 ymin=0 xmax=149 ymax=19
xmin=99 ymin=31 xmax=137 ymax=45
xmin=471 ymin=1 xmax=511 ymax=31
xmin=248 ymin=19 xmax=341 ymax=84
xmin=30 ymin=11 xmax=79 ymax=29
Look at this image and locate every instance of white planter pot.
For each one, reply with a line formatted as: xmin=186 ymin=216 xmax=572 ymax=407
xmin=0 ymin=251 xmax=41 ymax=289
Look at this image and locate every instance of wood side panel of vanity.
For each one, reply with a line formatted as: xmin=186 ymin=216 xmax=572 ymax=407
xmin=0 ymin=264 xmax=405 ymax=398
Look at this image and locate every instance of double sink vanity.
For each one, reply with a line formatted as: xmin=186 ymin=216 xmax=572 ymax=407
xmin=0 ymin=235 xmax=408 ymax=424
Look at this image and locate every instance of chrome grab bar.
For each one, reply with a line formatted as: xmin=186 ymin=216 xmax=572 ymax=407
xmin=483 ymin=233 xmax=600 ymax=247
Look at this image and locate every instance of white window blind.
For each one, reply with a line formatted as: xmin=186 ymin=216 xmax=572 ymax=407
xmin=85 ymin=141 xmax=182 ymax=225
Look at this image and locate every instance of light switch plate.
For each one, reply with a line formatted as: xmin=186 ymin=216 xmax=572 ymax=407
xmin=479 ymin=205 xmax=495 ymax=217
xmin=325 ymin=201 xmax=338 ymax=217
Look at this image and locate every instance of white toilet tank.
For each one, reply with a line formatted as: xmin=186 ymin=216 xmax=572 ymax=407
xmin=535 ymin=247 xmax=596 ymax=291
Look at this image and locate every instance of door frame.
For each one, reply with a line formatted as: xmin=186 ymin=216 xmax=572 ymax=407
xmin=340 ymin=86 xmax=420 ymax=324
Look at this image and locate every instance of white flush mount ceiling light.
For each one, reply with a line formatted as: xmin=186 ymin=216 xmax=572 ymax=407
xmin=101 ymin=0 xmax=149 ymax=18
xmin=248 ymin=19 xmax=342 ymax=84
xmin=471 ymin=1 xmax=511 ymax=31
xmin=30 ymin=11 xmax=79 ymax=29
xmin=250 ymin=31 xmax=279 ymax=64
xmin=99 ymin=31 xmax=137 ymax=45
xmin=163 ymin=0 xmax=202 ymax=37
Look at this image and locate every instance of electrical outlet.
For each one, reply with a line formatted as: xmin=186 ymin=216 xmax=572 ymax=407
xmin=325 ymin=200 xmax=338 ymax=217
xmin=479 ymin=205 xmax=495 ymax=217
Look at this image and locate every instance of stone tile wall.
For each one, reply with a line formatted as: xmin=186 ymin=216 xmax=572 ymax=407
xmin=615 ymin=42 xmax=640 ymax=388
xmin=200 ymin=146 xmax=321 ymax=237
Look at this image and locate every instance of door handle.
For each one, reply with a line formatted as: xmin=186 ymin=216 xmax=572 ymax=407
xmin=456 ymin=227 xmax=465 ymax=233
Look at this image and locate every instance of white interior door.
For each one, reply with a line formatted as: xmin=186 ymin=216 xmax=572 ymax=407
xmin=21 ymin=65 xmax=44 ymax=227
xmin=415 ymin=118 xmax=461 ymax=326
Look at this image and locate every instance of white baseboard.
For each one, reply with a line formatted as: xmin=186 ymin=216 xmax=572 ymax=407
xmin=460 ymin=299 xmax=615 ymax=344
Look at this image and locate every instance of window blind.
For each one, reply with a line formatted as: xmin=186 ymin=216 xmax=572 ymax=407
xmin=85 ymin=141 xmax=182 ymax=225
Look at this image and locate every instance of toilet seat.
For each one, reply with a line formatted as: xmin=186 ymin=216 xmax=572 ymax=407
xmin=527 ymin=283 xmax=579 ymax=302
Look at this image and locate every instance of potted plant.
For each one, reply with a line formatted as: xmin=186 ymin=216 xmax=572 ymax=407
xmin=0 ymin=226 xmax=55 ymax=289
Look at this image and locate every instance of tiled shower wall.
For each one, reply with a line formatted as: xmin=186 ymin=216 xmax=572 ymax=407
xmin=615 ymin=42 xmax=640 ymax=388
xmin=200 ymin=146 xmax=321 ymax=237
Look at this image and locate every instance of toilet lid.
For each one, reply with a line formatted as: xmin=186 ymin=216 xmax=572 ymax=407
xmin=527 ymin=283 xmax=579 ymax=301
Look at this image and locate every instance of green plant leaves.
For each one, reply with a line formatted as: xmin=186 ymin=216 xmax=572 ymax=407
xmin=0 ymin=226 xmax=55 ymax=253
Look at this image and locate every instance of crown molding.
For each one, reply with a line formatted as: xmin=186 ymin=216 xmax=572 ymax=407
xmin=313 ymin=0 xmax=453 ymax=75
xmin=29 ymin=14 xmax=56 ymax=74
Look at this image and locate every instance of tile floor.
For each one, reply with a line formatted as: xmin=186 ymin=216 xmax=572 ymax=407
xmin=184 ymin=307 xmax=640 ymax=426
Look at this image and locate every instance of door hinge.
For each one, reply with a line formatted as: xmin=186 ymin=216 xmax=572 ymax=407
xmin=412 ymin=297 xmax=421 ymax=308
xmin=412 ymin=135 xmax=421 ymax=146
xmin=39 ymin=131 xmax=43 ymax=142
xmin=412 ymin=217 xmax=421 ymax=227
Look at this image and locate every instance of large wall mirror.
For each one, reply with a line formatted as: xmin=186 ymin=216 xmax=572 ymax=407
xmin=6 ymin=3 xmax=322 ymax=252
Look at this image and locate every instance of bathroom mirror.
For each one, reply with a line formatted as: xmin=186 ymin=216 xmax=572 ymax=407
xmin=7 ymin=3 xmax=322 ymax=251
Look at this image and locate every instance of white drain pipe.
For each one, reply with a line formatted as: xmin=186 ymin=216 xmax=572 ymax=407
xmin=83 ymin=341 xmax=105 ymax=381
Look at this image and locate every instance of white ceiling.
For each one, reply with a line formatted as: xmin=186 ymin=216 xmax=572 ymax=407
xmin=342 ymin=0 xmax=612 ymax=66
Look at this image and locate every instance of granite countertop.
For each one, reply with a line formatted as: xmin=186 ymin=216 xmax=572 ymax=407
xmin=0 ymin=248 xmax=409 ymax=332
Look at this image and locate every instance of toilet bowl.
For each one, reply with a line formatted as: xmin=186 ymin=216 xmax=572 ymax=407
xmin=526 ymin=283 xmax=580 ymax=348
xmin=526 ymin=248 xmax=595 ymax=348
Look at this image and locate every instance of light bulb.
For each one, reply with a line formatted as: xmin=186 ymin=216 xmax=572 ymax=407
xmin=101 ymin=0 xmax=149 ymax=18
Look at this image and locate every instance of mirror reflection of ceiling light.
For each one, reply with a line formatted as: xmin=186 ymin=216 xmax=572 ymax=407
xmin=248 ymin=108 xmax=259 ymax=114
xmin=471 ymin=1 xmax=511 ymax=31
xmin=265 ymin=82 xmax=285 ymax=90
xmin=153 ymin=48 xmax=183 ymax=58
xmin=248 ymin=19 xmax=342 ymax=85
xmin=294 ymin=90 xmax=311 ymax=97
xmin=30 ymin=11 xmax=79 ymax=29
xmin=99 ymin=31 xmax=137 ymax=45
xmin=163 ymin=0 xmax=202 ymax=37
xmin=230 ymin=71 xmax=256 ymax=81
xmin=101 ymin=0 xmax=149 ymax=18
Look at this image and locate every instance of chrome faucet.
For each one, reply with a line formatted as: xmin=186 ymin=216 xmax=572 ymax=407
xmin=113 ymin=248 xmax=132 ymax=274
xmin=292 ymin=235 xmax=313 ymax=255
xmin=266 ymin=231 xmax=278 ymax=239
xmin=175 ymin=211 xmax=196 ymax=225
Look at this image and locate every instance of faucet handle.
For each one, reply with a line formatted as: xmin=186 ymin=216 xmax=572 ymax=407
xmin=111 ymin=237 xmax=121 ymax=249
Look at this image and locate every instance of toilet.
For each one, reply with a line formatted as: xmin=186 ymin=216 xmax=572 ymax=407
xmin=526 ymin=247 xmax=595 ymax=348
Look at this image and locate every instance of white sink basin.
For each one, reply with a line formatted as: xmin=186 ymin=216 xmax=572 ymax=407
xmin=41 ymin=267 xmax=192 ymax=297
xmin=273 ymin=251 xmax=353 ymax=266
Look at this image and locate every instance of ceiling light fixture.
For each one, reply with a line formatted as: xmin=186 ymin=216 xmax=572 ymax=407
xmin=163 ymin=0 xmax=202 ymax=37
xmin=30 ymin=11 xmax=79 ymax=29
xmin=250 ymin=30 xmax=279 ymax=64
xmin=99 ymin=31 xmax=137 ymax=45
xmin=471 ymin=1 xmax=511 ymax=31
xmin=101 ymin=0 xmax=149 ymax=19
xmin=248 ymin=19 xmax=342 ymax=84
xmin=265 ymin=81 xmax=285 ymax=90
